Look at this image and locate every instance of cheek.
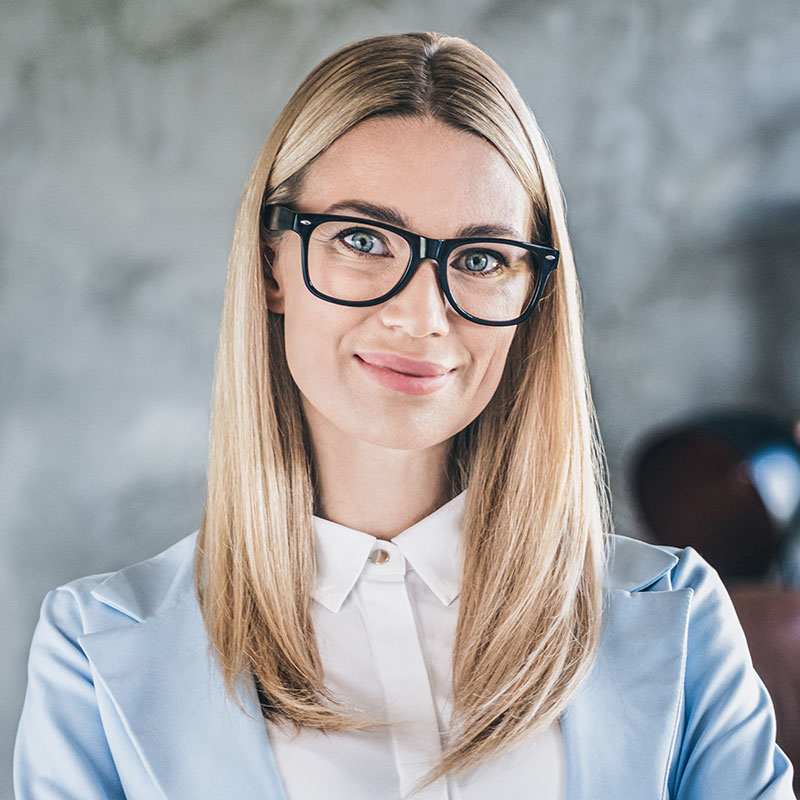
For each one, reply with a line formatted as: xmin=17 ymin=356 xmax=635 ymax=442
xmin=475 ymin=330 xmax=516 ymax=384
xmin=280 ymin=294 xmax=360 ymax=405
xmin=282 ymin=303 xmax=332 ymax=391
xmin=274 ymin=247 xmax=327 ymax=383
xmin=460 ymin=330 xmax=516 ymax=414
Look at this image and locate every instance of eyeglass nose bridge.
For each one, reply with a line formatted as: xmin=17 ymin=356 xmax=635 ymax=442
xmin=394 ymin=235 xmax=451 ymax=300
xmin=418 ymin=236 xmax=445 ymax=261
xmin=404 ymin=234 xmax=451 ymax=280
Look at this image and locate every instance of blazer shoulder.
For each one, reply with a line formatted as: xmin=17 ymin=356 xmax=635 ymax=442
xmin=51 ymin=531 xmax=199 ymax=632
xmin=603 ymin=532 xmax=724 ymax=593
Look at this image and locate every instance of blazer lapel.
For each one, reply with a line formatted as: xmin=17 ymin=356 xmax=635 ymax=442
xmin=561 ymin=536 xmax=691 ymax=800
xmin=78 ymin=538 xmax=288 ymax=800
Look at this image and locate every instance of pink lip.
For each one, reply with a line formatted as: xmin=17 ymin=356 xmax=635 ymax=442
xmin=354 ymin=352 xmax=455 ymax=395
xmin=355 ymin=352 xmax=453 ymax=376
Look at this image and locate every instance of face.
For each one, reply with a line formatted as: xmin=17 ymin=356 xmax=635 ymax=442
xmin=265 ymin=116 xmax=532 ymax=453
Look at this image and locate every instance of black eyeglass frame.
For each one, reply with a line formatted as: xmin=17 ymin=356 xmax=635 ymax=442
xmin=261 ymin=204 xmax=560 ymax=327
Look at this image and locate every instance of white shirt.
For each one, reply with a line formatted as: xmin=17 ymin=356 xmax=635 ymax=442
xmin=265 ymin=490 xmax=566 ymax=800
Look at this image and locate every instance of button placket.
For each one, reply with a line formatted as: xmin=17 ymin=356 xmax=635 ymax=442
xmin=356 ymin=563 xmax=449 ymax=800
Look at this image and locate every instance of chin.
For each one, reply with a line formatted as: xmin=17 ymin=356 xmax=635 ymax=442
xmin=351 ymin=425 xmax=452 ymax=452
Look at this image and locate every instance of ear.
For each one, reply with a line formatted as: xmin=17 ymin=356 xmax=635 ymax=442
xmin=262 ymin=241 xmax=285 ymax=315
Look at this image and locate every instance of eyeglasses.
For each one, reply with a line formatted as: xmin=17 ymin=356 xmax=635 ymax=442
xmin=261 ymin=204 xmax=559 ymax=326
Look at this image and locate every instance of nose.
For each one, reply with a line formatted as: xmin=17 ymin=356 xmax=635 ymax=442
xmin=378 ymin=257 xmax=451 ymax=337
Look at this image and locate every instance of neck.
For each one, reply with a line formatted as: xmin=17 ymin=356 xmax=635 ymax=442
xmin=305 ymin=413 xmax=454 ymax=541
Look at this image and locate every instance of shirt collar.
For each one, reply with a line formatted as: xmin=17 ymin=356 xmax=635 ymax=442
xmin=311 ymin=490 xmax=466 ymax=613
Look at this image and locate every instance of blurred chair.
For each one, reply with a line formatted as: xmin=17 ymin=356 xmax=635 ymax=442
xmin=631 ymin=409 xmax=800 ymax=792
xmin=728 ymin=584 xmax=800 ymax=784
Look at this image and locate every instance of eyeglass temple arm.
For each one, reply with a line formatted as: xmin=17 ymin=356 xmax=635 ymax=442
xmin=262 ymin=204 xmax=295 ymax=232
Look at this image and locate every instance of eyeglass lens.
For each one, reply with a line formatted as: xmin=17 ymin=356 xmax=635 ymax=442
xmin=306 ymin=220 xmax=540 ymax=323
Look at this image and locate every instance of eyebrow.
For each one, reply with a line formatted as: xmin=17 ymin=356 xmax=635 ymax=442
xmin=323 ymin=200 xmax=528 ymax=241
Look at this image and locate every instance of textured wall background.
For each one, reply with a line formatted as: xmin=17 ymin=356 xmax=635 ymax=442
xmin=3 ymin=0 xmax=799 ymax=792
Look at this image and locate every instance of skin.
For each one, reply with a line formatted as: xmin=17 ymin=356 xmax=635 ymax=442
xmin=265 ymin=116 xmax=531 ymax=539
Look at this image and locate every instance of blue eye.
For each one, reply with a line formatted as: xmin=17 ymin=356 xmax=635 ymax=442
xmin=458 ymin=249 xmax=504 ymax=274
xmin=341 ymin=229 xmax=388 ymax=255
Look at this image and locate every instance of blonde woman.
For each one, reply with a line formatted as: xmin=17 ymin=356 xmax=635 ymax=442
xmin=14 ymin=32 xmax=794 ymax=800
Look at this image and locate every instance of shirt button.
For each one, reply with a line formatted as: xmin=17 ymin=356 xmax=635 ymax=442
xmin=368 ymin=548 xmax=390 ymax=565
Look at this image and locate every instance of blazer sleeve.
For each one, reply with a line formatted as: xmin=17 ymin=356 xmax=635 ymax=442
xmin=14 ymin=587 xmax=127 ymax=800
xmin=668 ymin=546 xmax=796 ymax=799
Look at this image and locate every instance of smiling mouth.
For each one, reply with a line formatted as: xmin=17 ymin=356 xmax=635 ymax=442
xmin=353 ymin=354 xmax=455 ymax=395
xmin=354 ymin=352 xmax=455 ymax=377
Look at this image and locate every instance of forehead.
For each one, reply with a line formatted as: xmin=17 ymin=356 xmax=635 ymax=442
xmin=295 ymin=116 xmax=532 ymax=240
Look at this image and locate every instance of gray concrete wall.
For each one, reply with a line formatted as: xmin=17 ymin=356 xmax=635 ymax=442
xmin=3 ymin=0 xmax=799 ymax=793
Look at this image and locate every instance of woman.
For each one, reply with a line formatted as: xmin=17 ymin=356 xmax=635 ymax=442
xmin=14 ymin=31 xmax=794 ymax=799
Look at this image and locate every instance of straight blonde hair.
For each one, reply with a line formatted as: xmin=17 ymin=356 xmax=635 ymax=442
xmin=195 ymin=31 xmax=612 ymax=796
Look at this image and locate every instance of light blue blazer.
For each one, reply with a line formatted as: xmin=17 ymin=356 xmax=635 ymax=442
xmin=14 ymin=532 xmax=796 ymax=799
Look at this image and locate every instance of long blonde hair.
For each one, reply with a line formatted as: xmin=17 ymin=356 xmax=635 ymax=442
xmin=195 ymin=31 xmax=612 ymax=796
